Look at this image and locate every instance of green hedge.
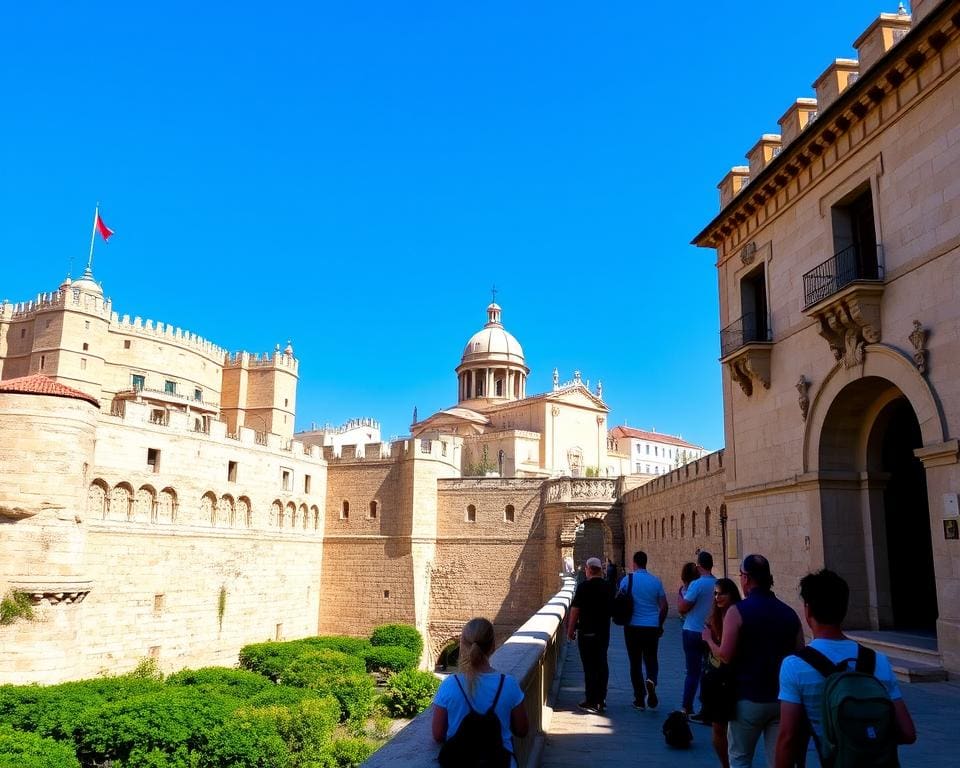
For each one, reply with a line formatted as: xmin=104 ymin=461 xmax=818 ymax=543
xmin=364 ymin=646 xmax=418 ymax=674
xmin=0 ymin=725 xmax=79 ymax=768
xmin=165 ymin=668 xmax=272 ymax=700
xmin=282 ymin=650 xmax=366 ymax=686
xmin=382 ymin=669 xmax=439 ymax=718
xmin=300 ymin=637 xmax=373 ymax=658
xmin=369 ymin=624 xmax=423 ymax=657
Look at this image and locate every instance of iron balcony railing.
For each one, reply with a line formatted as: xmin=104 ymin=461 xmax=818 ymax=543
xmin=802 ymin=244 xmax=883 ymax=308
xmin=720 ymin=312 xmax=770 ymax=357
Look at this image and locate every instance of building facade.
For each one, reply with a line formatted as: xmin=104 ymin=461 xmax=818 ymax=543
xmin=694 ymin=0 xmax=960 ymax=674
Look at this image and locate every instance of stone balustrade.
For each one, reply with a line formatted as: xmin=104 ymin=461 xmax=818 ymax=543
xmin=543 ymin=476 xmax=618 ymax=503
xmin=361 ymin=578 xmax=575 ymax=768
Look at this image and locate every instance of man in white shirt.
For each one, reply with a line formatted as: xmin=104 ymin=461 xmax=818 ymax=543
xmin=775 ymin=569 xmax=916 ymax=767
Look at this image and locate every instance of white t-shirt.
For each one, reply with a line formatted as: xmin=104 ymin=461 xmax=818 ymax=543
xmin=779 ymin=638 xmax=902 ymax=744
xmin=434 ymin=671 xmax=524 ymax=760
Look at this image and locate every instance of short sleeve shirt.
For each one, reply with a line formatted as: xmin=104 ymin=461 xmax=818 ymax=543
xmin=617 ymin=570 xmax=665 ymax=627
xmin=681 ymin=574 xmax=716 ymax=633
xmin=571 ymin=577 xmax=612 ymax=636
xmin=779 ymin=638 xmax=902 ymax=744
xmin=434 ymin=671 xmax=524 ymax=756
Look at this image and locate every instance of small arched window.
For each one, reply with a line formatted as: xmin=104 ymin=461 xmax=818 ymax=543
xmin=466 ymin=504 xmax=477 ymax=523
xmin=705 ymin=507 xmax=711 ymax=537
xmin=341 ymin=500 xmax=349 ymax=520
xmin=681 ymin=513 xmax=686 ymax=538
xmin=369 ymin=500 xmax=378 ymax=519
xmin=504 ymin=504 xmax=515 ymax=522
xmin=692 ymin=510 xmax=698 ymax=536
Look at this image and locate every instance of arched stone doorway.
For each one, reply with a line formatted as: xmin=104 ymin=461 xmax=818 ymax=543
xmin=573 ymin=518 xmax=606 ymax=569
xmin=818 ymin=376 xmax=937 ymax=633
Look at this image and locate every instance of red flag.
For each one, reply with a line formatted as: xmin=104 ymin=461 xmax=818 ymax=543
xmin=95 ymin=212 xmax=114 ymax=242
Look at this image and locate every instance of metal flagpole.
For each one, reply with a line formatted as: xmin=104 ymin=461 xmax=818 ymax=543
xmin=86 ymin=203 xmax=99 ymax=274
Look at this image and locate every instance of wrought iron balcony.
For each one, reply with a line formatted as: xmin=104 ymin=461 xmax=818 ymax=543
xmin=720 ymin=312 xmax=770 ymax=358
xmin=802 ymin=244 xmax=882 ymax=309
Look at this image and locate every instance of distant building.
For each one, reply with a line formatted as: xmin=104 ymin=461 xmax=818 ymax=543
xmin=607 ymin=425 xmax=707 ymax=476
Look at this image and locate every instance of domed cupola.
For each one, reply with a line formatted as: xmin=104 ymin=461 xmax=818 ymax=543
xmin=456 ymin=302 xmax=529 ymax=406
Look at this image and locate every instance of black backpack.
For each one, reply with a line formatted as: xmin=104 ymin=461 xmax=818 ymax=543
xmin=611 ymin=573 xmax=634 ymax=626
xmin=663 ymin=710 xmax=693 ymax=749
xmin=438 ymin=673 xmax=512 ymax=768
xmin=795 ymin=645 xmax=898 ymax=768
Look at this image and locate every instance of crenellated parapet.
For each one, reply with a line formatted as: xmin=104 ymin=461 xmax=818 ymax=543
xmin=2 ymin=287 xmax=112 ymax=320
xmin=224 ymin=349 xmax=299 ymax=373
xmin=621 ymin=449 xmax=724 ymax=501
xmin=112 ymin=313 xmax=227 ymax=360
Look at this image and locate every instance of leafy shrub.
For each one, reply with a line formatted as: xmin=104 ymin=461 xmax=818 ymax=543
xmin=364 ymin=646 xmax=418 ymax=675
xmin=282 ymin=651 xmax=366 ymax=687
xmin=300 ymin=637 xmax=372 ymax=659
xmin=72 ymin=687 xmax=236 ymax=765
xmin=198 ymin=715 xmax=290 ymax=768
xmin=0 ymin=724 xmax=80 ymax=768
xmin=323 ymin=737 xmax=376 ymax=767
xmin=248 ymin=685 xmax=323 ymax=709
xmin=0 ymin=592 xmax=33 ymax=626
xmin=382 ymin=669 xmax=439 ymax=718
xmin=238 ymin=697 xmax=340 ymax=762
xmin=166 ymin=668 xmax=271 ymax=700
xmin=369 ymin=624 xmax=423 ymax=657
xmin=238 ymin=643 xmax=310 ymax=682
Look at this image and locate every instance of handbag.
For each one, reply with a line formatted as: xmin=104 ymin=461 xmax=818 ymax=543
xmin=611 ymin=573 xmax=634 ymax=626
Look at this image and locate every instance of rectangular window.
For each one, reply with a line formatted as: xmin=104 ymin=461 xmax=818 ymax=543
xmin=636 ymin=444 xmax=642 ymax=454
xmin=82 ymin=342 xmax=89 ymax=351
xmin=80 ymin=357 xmax=87 ymax=371
xmin=20 ymin=328 xmax=25 ymax=338
xmin=147 ymin=448 xmax=160 ymax=473
xmin=39 ymin=355 xmax=45 ymax=370
xmin=228 ymin=461 xmax=238 ymax=482
xmin=164 ymin=380 xmax=177 ymax=394
xmin=281 ymin=468 xmax=292 ymax=491
xmin=124 ymin=339 xmax=131 ymax=349
xmin=154 ymin=594 xmax=165 ymax=612
xmin=132 ymin=374 xmax=145 ymax=391
xmin=635 ymin=463 xmax=642 ymax=473
xmin=194 ymin=388 xmax=202 ymax=401
xmin=646 ymin=445 xmax=650 ymax=455
xmin=304 ymin=474 xmax=312 ymax=494
xmin=441 ymin=442 xmax=448 ymax=457
xmin=275 ymin=623 xmax=283 ymax=641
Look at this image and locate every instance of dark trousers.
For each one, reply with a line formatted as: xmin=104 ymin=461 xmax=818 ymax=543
xmin=681 ymin=629 xmax=705 ymax=712
xmin=624 ymin=625 xmax=660 ymax=702
xmin=577 ymin=632 xmax=609 ymax=706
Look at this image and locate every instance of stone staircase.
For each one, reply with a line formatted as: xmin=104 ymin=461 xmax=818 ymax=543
xmin=846 ymin=630 xmax=947 ymax=683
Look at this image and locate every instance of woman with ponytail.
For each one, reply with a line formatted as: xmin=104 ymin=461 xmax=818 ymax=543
xmin=432 ymin=617 xmax=529 ymax=767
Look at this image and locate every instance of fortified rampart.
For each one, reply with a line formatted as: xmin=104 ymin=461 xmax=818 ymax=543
xmin=621 ymin=450 xmax=727 ymax=608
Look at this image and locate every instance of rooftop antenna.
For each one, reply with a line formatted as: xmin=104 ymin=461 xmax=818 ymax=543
xmin=490 ymin=284 xmax=498 ymax=304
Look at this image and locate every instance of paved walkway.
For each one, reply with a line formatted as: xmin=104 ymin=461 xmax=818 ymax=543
xmin=541 ymin=618 xmax=960 ymax=767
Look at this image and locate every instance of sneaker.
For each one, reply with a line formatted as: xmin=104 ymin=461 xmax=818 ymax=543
xmin=688 ymin=711 xmax=711 ymax=725
xmin=632 ymin=699 xmax=646 ymax=710
xmin=578 ymin=701 xmax=600 ymax=714
xmin=645 ymin=679 xmax=658 ymax=709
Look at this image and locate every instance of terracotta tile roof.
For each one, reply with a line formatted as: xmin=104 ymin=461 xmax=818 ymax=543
xmin=608 ymin=425 xmax=701 ymax=449
xmin=0 ymin=375 xmax=100 ymax=408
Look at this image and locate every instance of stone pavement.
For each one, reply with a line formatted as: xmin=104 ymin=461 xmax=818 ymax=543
xmin=540 ymin=618 xmax=960 ymax=767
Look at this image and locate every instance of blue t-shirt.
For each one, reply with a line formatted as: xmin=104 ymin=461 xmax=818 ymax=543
xmin=434 ymin=671 xmax=524 ymax=759
xmin=617 ymin=570 xmax=665 ymax=627
xmin=780 ymin=638 xmax=901 ymax=745
xmin=681 ymin=574 xmax=716 ymax=633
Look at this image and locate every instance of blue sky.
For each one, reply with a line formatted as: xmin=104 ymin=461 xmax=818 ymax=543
xmin=2 ymin=1 xmax=899 ymax=447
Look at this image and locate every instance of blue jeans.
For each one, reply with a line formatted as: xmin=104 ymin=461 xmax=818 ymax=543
xmin=681 ymin=629 xmax=704 ymax=712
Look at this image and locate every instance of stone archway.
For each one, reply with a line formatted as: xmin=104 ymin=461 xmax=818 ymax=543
xmin=813 ymin=373 xmax=938 ymax=633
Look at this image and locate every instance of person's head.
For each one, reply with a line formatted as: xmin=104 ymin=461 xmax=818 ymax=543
xmin=708 ymin=577 xmax=742 ymax=640
xmin=799 ymin=569 xmax=849 ymax=629
xmin=459 ymin=617 xmax=495 ymax=693
xmin=697 ymin=550 xmax=714 ymax=572
xmin=739 ymin=553 xmax=773 ymax=594
xmin=632 ymin=551 xmax=648 ymax=570
xmin=681 ymin=561 xmax=698 ymax=586
xmin=585 ymin=557 xmax=604 ymax=578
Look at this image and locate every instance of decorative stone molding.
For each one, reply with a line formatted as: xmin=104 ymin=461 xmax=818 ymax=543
xmin=723 ymin=343 xmax=772 ymax=396
xmin=805 ymin=283 xmax=884 ymax=368
xmin=913 ymin=439 xmax=959 ymax=468
xmin=909 ymin=320 xmax=929 ymax=374
xmin=796 ymin=375 xmax=811 ymax=421
xmin=7 ymin=579 xmax=93 ymax=605
xmin=544 ymin=477 xmax=617 ymax=503
xmin=740 ymin=241 xmax=757 ymax=265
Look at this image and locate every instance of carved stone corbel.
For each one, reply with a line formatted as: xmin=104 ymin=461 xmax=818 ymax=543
xmin=807 ymin=283 xmax=883 ymax=368
xmin=796 ymin=375 xmax=811 ymax=421
xmin=909 ymin=320 xmax=928 ymax=374
xmin=726 ymin=345 xmax=771 ymax=396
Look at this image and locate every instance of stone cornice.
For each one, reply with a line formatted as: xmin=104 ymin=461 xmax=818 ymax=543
xmin=693 ymin=3 xmax=960 ymax=251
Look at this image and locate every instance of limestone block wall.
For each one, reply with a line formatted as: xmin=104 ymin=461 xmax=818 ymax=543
xmin=429 ymin=478 xmax=546 ymax=657
xmin=620 ymin=452 xmax=726 ymax=612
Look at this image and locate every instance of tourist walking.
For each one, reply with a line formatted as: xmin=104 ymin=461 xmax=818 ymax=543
xmin=703 ymin=554 xmax=802 ymax=768
xmin=700 ymin=577 xmax=742 ymax=768
xmin=617 ymin=550 xmax=667 ymax=710
xmin=432 ymin=617 xmax=529 ymax=767
xmin=678 ymin=550 xmax=717 ymax=718
xmin=605 ymin=557 xmax=618 ymax=588
xmin=567 ymin=556 xmax=612 ymax=713
xmin=775 ymin=569 xmax=916 ymax=768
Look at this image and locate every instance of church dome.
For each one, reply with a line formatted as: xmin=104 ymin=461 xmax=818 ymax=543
xmin=459 ymin=304 xmax=526 ymax=367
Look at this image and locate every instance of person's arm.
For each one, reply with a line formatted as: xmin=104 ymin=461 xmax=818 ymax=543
xmin=795 ymin=626 xmax=806 ymax=651
xmin=715 ymin=604 xmax=742 ymax=664
xmin=431 ymin=704 xmax=448 ymax=743
xmin=657 ymin=594 xmax=668 ymax=632
xmin=893 ymin=699 xmax=917 ymax=744
xmin=567 ymin=606 xmax=580 ymax=640
xmin=678 ymin=579 xmax=700 ymax=615
xmin=510 ymin=702 xmax=530 ymax=738
xmin=774 ymin=701 xmax=806 ymax=768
